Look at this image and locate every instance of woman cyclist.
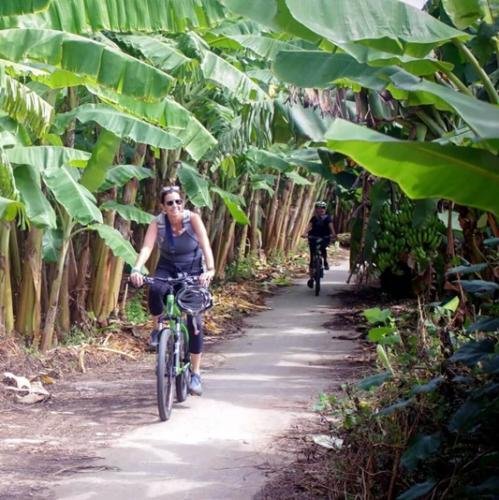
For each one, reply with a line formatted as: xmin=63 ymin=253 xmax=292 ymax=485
xmin=130 ymin=186 xmax=215 ymax=396
xmin=305 ymin=201 xmax=336 ymax=288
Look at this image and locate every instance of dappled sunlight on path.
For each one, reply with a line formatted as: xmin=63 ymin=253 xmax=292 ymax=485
xmin=54 ymin=260 xmax=358 ymax=500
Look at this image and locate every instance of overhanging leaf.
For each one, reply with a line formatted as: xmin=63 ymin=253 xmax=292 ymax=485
xmin=5 ymin=146 xmax=90 ymax=170
xmin=200 ymin=50 xmax=267 ymax=102
xmin=56 ymin=104 xmax=183 ymax=150
xmin=325 ymin=119 xmax=499 ymax=215
xmin=177 ymin=163 xmax=212 ymax=209
xmin=285 ymin=0 xmax=469 ymax=57
xmin=211 ymin=186 xmax=249 ymax=224
xmin=13 ymin=164 xmax=56 ymax=228
xmin=100 ymin=201 xmax=154 ymax=225
xmin=97 ymin=164 xmax=153 ymax=192
xmin=43 ymin=166 xmax=102 ymax=225
xmin=80 ymin=130 xmax=120 ymax=192
xmin=0 ymin=71 xmax=54 ymax=137
xmin=1 ymin=0 xmax=226 ymax=33
xmin=114 ymin=34 xmax=192 ymax=73
xmin=89 ymin=223 xmax=137 ymax=267
xmin=0 ymin=29 xmax=173 ymax=101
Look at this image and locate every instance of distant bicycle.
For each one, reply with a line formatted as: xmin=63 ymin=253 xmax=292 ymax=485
xmin=140 ymin=275 xmax=212 ymax=421
xmin=307 ymin=236 xmax=325 ymax=296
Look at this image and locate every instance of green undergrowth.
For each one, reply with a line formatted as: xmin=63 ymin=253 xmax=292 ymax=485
xmin=316 ymin=268 xmax=498 ymax=498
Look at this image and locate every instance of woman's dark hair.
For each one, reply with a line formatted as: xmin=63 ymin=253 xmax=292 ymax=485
xmin=160 ymin=185 xmax=184 ymax=204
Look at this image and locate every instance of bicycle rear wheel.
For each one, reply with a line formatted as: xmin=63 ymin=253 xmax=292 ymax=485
xmin=175 ymin=327 xmax=190 ymax=403
xmin=314 ymin=255 xmax=321 ymax=296
xmin=157 ymin=328 xmax=175 ymax=421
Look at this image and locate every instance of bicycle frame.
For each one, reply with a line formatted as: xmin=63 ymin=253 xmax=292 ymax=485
xmin=158 ymin=288 xmax=190 ymax=378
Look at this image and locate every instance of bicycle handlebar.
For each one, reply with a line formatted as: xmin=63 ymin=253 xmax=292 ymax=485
xmin=129 ymin=274 xmax=199 ymax=289
xmin=142 ymin=275 xmax=198 ymax=286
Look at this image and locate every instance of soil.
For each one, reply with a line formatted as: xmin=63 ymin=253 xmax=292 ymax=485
xmin=0 ymin=251 xmax=370 ymax=499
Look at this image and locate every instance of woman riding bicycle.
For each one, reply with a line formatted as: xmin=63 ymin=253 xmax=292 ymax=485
xmin=130 ymin=185 xmax=215 ymax=396
xmin=305 ymin=201 xmax=336 ymax=288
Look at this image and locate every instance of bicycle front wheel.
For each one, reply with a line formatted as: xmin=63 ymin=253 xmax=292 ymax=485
xmin=157 ymin=328 xmax=175 ymax=421
xmin=314 ymin=256 xmax=321 ymax=296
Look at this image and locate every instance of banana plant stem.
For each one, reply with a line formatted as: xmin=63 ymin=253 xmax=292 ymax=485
xmin=454 ymin=40 xmax=499 ymax=105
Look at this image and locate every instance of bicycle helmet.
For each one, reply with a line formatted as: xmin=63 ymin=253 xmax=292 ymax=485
xmin=176 ymin=284 xmax=213 ymax=315
xmin=314 ymin=201 xmax=327 ymax=208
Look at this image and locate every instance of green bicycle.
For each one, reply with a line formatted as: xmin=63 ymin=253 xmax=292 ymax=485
xmin=142 ymin=275 xmax=211 ymax=421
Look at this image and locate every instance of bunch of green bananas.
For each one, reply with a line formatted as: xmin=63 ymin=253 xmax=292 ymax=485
xmin=374 ymin=201 xmax=444 ymax=274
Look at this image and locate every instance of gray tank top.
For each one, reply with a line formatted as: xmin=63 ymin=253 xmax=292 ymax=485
xmin=155 ymin=210 xmax=202 ymax=266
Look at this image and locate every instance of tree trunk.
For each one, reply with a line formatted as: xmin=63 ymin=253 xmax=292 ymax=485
xmin=16 ymin=227 xmax=43 ymax=345
xmin=0 ymin=221 xmax=14 ymax=336
xmin=263 ymin=173 xmax=280 ymax=251
xmin=216 ymin=178 xmax=248 ymax=277
xmin=40 ymin=213 xmax=73 ymax=352
xmin=249 ymin=189 xmax=260 ymax=254
xmin=276 ymin=180 xmax=295 ymax=253
xmin=286 ymin=185 xmax=306 ymax=253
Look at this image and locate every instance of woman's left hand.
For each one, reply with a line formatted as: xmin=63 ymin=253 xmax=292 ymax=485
xmin=199 ymin=269 xmax=215 ymax=287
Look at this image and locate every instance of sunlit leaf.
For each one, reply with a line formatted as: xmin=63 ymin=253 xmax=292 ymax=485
xmin=325 ymin=119 xmax=499 ymax=215
xmin=89 ymin=223 xmax=137 ymax=267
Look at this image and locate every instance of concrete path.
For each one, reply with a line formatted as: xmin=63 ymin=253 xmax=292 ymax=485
xmin=53 ymin=262 xmax=355 ymax=500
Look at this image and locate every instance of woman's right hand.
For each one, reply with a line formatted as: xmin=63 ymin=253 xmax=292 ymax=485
xmin=130 ymin=270 xmax=144 ymax=287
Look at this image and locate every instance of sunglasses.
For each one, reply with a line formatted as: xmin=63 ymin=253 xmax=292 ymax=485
xmin=161 ymin=186 xmax=180 ymax=194
xmin=165 ymin=199 xmax=183 ymax=206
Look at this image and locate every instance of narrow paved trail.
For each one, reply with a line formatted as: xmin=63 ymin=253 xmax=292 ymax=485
xmin=54 ymin=261 xmax=357 ymax=500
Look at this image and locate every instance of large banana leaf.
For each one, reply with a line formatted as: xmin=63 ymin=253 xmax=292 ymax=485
xmin=89 ymin=223 xmax=137 ymax=267
xmin=97 ymin=164 xmax=153 ymax=192
xmin=209 ymin=34 xmax=304 ymax=60
xmin=43 ymin=166 xmax=103 ymax=225
xmin=177 ymin=163 xmax=213 ymax=209
xmin=201 ymin=51 xmax=268 ymax=102
xmin=56 ymin=104 xmax=183 ymax=150
xmin=0 ymin=0 xmax=226 ymax=33
xmin=335 ymin=43 xmax=453 ymax=75
xmin=0 ymin=0 xmax=50 ymax=16
xmin=114 ymin=35 xmax=192 ymax=73
xmin=221 ymin=0 xmax=320 ymax=42
xmin=325 ymin=119 xmax=499 ymax=215
xmin=13 ymin=164 xmax=56 ymax=228
xmin=87 ymin=88 xmax=216 ymax=160
xmin=5 ymin=146 xmax=90 ymax=169
xmin=285 ymin=0 xmax=469 ymax=57
xmin=100 ymin=201 xmax=154 ymax=224
xmin=273 ymin=50 xmax=393 ymax=90
xmin=88 ymin=87 xmax=190 ymax=131
xmin=0 ymin=70 xmax=54 ymax=137
xmin=177 ymin=117 xmax=218 ymax=161
xmin=80 ymin=130 xmax=120 ymax=192
xmin=222 ymin=0 xmax=469 ymax=56
xmin=273 ymin=52 xmax=499 ymax=143
xmin=389 ymin=72 xmax=499 ymax=143
xmin=441 ymin=0 xmax=484 ymax=29
xmin=211 ymin=186 xmax=249 ymax=224
xmin=0 ymin=29 xmax=173 ymax=101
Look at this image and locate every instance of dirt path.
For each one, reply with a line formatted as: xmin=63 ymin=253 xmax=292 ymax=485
xmin=1 ymin=259 xmax=361 ymax=499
